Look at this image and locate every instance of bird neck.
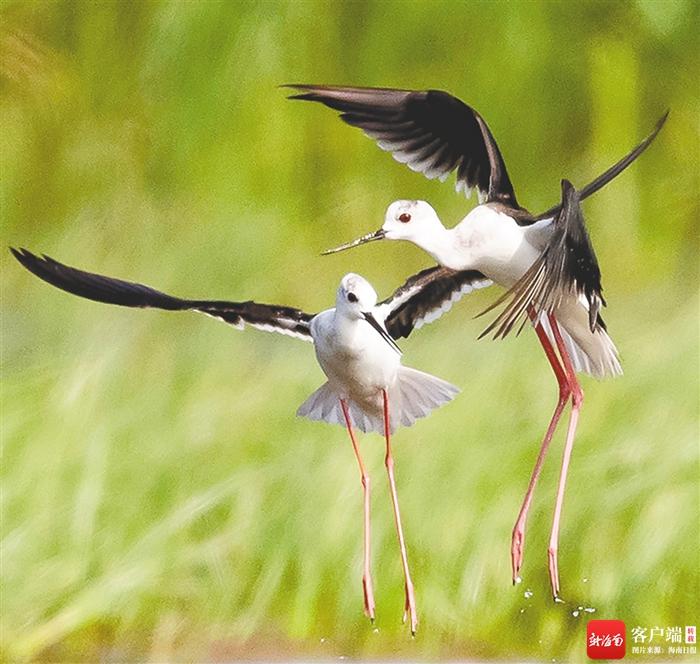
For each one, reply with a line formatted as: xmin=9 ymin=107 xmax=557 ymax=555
xmin=333 ymin=309 xmax=361 ymax=332
xmin=413 ymin=225 xmax=468 ymax=271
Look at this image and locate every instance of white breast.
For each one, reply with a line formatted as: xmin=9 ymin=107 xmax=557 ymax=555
xmin=454 ymin=206 xmax=546 ymax=287
xmin=311 ymin=311 xmax=401 ymax=408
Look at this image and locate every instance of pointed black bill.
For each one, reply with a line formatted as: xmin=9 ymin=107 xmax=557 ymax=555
xmin=322 ymin=229 xmax=386 ymax=256
xmin=363 ymin=311 xmax=402 ymax=355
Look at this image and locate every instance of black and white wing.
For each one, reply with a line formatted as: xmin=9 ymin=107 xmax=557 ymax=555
xmin=534 ymin=110 xmax=669 ymax=220
xmin=11 ymin=248 xmax=314 ymax=341
xmin=377 ymin=265 xmax=492 ymax=340
xmin=479 ymin=180 xmax=604 ymax=339
xmin=287 ymin=84 xmax=519 ymax=206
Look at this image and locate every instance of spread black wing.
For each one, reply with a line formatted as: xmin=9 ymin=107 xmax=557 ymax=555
xmin=11 ymin=248 xmax=314 ymax=341
xmin=534 ymin=111 xmax=669 ymax=220
xmin=378 ymin=265 xmax=492 ymax=340
xmin=479 ymin=180 xmax=604 ymax=339
xmin=287 ymin=84 xmax=519 ymax=206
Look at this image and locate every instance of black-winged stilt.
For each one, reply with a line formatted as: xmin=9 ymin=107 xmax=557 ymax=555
xmin=287 ymin=84 xmax=667 ymax=599
xmin=11 ymin=248 xmax=493 ymax=632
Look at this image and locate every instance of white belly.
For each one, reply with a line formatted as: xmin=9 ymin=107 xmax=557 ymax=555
xmin=311 ymin=312 xmax=401 ymax=414
xmin=453 ymin=206 xmax=547 ymax=288
xmin=431 ymin=207 xmax=621 ymax=379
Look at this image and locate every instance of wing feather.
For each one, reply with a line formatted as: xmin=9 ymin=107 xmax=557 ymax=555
xmin=478 ymin=180 xmax=604 ymax=339
xmin=534 ymin=111 xmax=669 ymax=220
xmin=287 ymin=84 xmax=519 ymax=206
xmin=11 ymin=248 xmax=314 ymax=341
xmin=378 ymin=266 xmax=492 ymax=340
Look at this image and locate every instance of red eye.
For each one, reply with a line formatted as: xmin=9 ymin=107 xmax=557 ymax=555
xmin=398 ymin=213 xmax=411 ymax=223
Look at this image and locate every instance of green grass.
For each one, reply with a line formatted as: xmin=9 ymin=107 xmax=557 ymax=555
xmin=2 ymin=288 xmax=697 ymax=661
xmin=1 ymin=1 xmax=698 ymax=661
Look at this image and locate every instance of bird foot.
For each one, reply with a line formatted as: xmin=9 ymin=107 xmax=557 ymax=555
xmin=363 ymin=575 xmax=376 ymax=622
xmin=548 ymin=546 xmax=561 ymax=600
xmin=403 ymin=581 xmax=418 ymax=636
xmin=511 ymin=521 xmax=526 ymax=584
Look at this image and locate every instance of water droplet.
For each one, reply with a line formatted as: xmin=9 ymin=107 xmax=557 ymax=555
xmin=524 ymin=589 xmax=533 ymax=599
xmin=373 ymin=628 xmax=379 ymax=634
xmin=577 ymin=606 xmax=584 ymax=611
xmin=585 ymin=607 xmax=596 ymax=613
xmin=515 ymin=576 xmax=523 ymax=584
xmin=320 ymin=638 xmax=326 ymax=643
xmin=583 ymin=577 xmax=589 ymax=583
xmin=554 ymin=596 xmax=565 ymax=604
xmin=572 ymin=610 xmax=580 ymax=617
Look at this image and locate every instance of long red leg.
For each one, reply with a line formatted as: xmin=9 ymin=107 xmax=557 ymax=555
xmin=340 ymin=399 xmax=375 ymax=621
xmin=382 ymin=389 xmax=417 ymax=635
xmin=545 ymin=314 xmax=583 ymax=599
xmin=511 ymin=311 xmax=571 ymax=584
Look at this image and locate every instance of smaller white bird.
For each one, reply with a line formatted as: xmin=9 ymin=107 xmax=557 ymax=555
xmin=12 ymin=249 xmax=473 ymax=634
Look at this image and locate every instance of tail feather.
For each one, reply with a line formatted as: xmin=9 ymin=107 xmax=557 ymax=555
xmin=393 ymin=367 xmax=459 ymax=428
xmin=389 ymin=367 xmax=459 ymax=433
xmin=296 ymin=368 xmax=459 ymax=435
xmin=538 ymin=308 xmax=622 ymax=379
xmin=296 ymin=383 xmax=344 ymax=427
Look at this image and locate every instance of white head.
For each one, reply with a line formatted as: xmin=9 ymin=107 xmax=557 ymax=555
xmin=335 ymin=273 xmax=401 ymax=354
xmin=321 ymin=199 xmax=444 ymax=256
xmin=382 ymin=200 xmax=444 ymax=242
xmin=336 ymin=273 xmax=378 ymax=317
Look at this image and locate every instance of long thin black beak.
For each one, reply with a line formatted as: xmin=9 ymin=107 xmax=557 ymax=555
xmin=363 ymin=311 xmax=402 ymax=355
xmin=322 ymin=229 xmax=386 ymax=256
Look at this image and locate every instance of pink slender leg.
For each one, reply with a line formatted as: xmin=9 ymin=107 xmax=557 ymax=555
xmin=546 ymin=314 xmax=584 ymax=599
xmin=340 ymin=399 xmax=375 ymax=621
xmin=382 ymin=389 xmax=418 ymax=635
xmin=511 ymin=310 xmax=572 ymax=584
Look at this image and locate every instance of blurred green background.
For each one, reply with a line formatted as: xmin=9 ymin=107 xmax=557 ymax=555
xmin=1 ymin=0 xmax=698 ymax=661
